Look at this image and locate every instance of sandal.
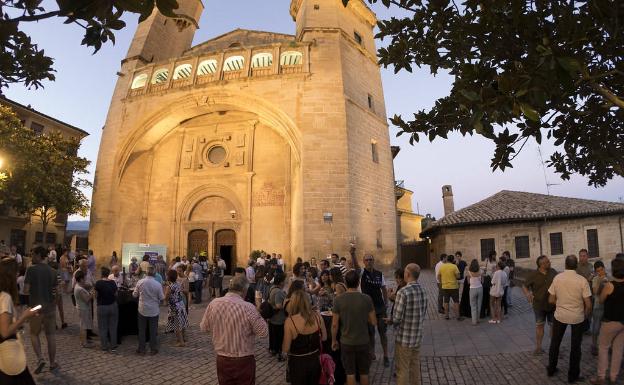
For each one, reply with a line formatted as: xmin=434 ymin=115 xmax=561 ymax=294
xmin=34 ymin=359 xmax=46 ymax=374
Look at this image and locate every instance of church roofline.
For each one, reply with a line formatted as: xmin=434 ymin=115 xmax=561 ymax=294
xmin=185 ymin=28 xmax=296 ymax=54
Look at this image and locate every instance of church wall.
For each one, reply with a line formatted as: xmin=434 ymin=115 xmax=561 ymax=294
xmin=250 ymin=124 xmax=291 ymax=259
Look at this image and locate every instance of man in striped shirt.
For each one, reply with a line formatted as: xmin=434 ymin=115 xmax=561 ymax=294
xmin=388 ymin=263 xmax=427 ymax=385
xmin=200 ymin=275 xmax=268 ymax=385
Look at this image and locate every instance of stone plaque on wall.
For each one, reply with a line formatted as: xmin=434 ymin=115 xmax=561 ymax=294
xmin=253 ymin=182 xmax=285 ymax=207
xmin=234 ymin=151 xmax=244 ymax=166
xmin=184 ymin=137 xmax=194 ymax=152
xmin=182 ymin=153 xmax=193 ymax=169
xmin=235 ymin=133 xmax=245 ymax=147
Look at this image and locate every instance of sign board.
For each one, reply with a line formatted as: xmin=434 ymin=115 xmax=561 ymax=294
xmin=121 ymin=243 xmax=168 ymax=268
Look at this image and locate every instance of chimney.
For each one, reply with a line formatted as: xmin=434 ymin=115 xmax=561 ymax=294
xmin=442 ymin=185 xmax=454 ymax=216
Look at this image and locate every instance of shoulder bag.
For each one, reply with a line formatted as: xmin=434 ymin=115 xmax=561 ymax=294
xmin=0 ymin=304 xmax=27 ymax=375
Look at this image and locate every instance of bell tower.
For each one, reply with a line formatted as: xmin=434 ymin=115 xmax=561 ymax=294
xmin=125 ymin=1 xmax=204 ymax=64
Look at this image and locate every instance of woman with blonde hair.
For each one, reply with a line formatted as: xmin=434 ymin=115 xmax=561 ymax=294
xmin=282 ymin=289 xmax=327 ymax=385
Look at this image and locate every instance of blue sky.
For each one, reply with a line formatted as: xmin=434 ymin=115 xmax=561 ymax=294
xmin=5 ymin=0 xmax=623 ymax=220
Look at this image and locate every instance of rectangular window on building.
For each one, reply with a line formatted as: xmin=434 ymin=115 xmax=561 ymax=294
xmin=10 ymin=229 xmax=26 ymax=255
xmin=35 ymin=231 xmax=43 ymax=243
xmin=550 ymin=232 xmax=564 ymax=255
xmin=46 ymin=232 xmax=57 ymax=245
xmin=514 ymin=236 xmax=530 ymax=258
xmin=30 ymin=121 xmax=44 ymax=135
xmin=376 ymin=229 xmax=382 ymax=249
xmin=587 ymin=229 xmax=599 ymax=257
xmin=367 ymin=94 xmax=374 ymax=111
xmin=480 ymin=238 xmax=495 ymax=261
xmin=371 ymin=141 xmax=378 ymax=163
xmin=354 ymin=31 xmax=363 ymax=45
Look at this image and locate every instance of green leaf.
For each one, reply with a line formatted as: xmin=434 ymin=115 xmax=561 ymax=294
xmin=519 ymin=103 xmax=540 ymax=122
xmin=459 ymin=89 xmax=479 ymax=101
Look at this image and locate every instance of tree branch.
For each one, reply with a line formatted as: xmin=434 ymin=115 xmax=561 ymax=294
xmin=2 ymin=11 xmax=59 ymax=23
xmin=389 ymin=0 xmax=418 ymax=13
xmin=589 ymin=81 xmax=624 ymax=109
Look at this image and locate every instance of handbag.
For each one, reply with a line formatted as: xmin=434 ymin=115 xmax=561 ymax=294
xmin=316 ymin=316 xmax=335 ymax=385
xmin=0 ymin=306 xmax=27 ymax=376
xmin=259 ymin=287 xmax=278 ymax=319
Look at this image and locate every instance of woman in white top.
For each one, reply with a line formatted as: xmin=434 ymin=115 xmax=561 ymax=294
xmin=489 ymin=261 xmax=508 ymax=324
xmin=0 ymin=258 xmax=39 ymax=384
xmin=467 ymin=259 xmax=483 ymax=325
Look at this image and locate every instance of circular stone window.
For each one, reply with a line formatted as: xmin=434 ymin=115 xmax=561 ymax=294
xmin=207 ymin=145 xmax=227 ymax=164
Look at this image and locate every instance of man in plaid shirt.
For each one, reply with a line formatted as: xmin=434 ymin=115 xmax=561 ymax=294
xmin=388 ymin=263 xmax=427 ymax=385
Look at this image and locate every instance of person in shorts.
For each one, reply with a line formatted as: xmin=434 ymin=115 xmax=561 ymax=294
xmin=522 ymin=255 xmax=558 ymax=355
xmin=437 ymin=254 xmax=461 ymax=320
xmin=24 ymin=246 xmax=59 ymax=373
xmin=332 ymin=270 xmax=377 ymax=385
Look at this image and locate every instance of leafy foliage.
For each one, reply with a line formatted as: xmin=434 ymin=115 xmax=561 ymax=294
xmin=345 ymin=0 xmax=623 ymax=186
xmin=0 ymin=0 xmax=184 ymax=89
xmin=0 ymin=105 xmax=91 ymax=236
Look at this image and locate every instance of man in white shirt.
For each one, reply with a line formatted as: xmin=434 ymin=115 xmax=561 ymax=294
xmin=547 ymin=255 xmax=592 ymax=383
xmin=256 ymin=254 xmax=266 ymax=267
xmin=245 ymin=260 xmax=256 ymax=284
xmin=108 ymin=265 xmax=125 ymax=288
xmin=9 ymin=245 xmax=22 ymax=265
xmin=434 ymin=254 xmax=446 ymax=314
xmin=133 ymin=266 xmax=164 ymax=355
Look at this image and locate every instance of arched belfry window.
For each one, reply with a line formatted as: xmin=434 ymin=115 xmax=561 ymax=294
xmin=280 ymin=51 xmax=303 ymax=66
xmin=173 ymin=64 xmax=192 ymax=80
xmin=197 ymin=60 xmax=218 ymax=75
xmin=251 ymin=53 xmax=273 ymax=68
xmin=151 ymin=69 xmax=169 ymax=84
xmin=131 ymin=74 xmax=148 ymax=89
xmin=223 ymin=56 xmax=245 ymax=72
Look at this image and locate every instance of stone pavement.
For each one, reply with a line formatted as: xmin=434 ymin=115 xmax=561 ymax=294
xmin=24 ymin=270 xmax=604 ymax=384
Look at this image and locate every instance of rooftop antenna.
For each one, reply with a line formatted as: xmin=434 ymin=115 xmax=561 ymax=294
xmin=537 ymin=146 xmax=559 ymax=195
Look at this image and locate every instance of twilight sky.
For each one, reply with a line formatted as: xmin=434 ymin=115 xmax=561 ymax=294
xmin=5 ymin=0 xmax=623 ymax=220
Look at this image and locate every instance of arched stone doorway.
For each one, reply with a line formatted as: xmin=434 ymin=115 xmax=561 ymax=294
xmin=187 ymin=229 xmax=208 ymax=258
xmin=215 ymin=229 xmax=236 ymax=275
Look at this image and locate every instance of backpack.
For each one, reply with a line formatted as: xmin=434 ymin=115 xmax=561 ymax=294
xmin=259 ymin=286 xmax=279 ymax=319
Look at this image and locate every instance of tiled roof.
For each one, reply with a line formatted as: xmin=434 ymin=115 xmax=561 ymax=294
xmin=421 ymin=190 xmax=624 ymax=236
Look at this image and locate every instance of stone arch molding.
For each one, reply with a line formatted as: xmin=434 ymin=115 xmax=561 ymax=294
xmin=115 ymin=89 xmax=302 ymax=184
xmin=177 ymin=184 xmax=245 ymax=224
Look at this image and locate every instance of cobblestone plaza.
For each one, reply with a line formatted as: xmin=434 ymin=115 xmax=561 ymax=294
xmin=24 ymin=270 xmax=600 ymax=385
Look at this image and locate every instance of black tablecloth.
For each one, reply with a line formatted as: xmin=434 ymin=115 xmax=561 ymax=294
xmin=322 ymin=314 xmax=346 ymax=385
xmin=117 ymin=290 xmax=139 ymax=343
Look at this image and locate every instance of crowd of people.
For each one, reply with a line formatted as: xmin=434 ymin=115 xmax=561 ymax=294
xmin=2 ymin=240 xmax=624 ymax=385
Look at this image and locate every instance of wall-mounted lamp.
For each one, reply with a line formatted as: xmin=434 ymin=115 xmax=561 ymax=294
xmin=229 ymin=210 xmax=237 ymax=219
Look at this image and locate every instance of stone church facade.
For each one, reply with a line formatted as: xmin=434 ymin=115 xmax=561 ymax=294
xmin=90 ymin=0 xmax=398 ymax=268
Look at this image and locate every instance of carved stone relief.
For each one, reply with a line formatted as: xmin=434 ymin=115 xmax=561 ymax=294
xmin=253 ymin=182 xmax=285 ymax=207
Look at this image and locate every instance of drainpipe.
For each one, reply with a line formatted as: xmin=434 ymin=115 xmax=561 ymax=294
xmin=538 ymin=220 xmax=543 ymax=256
xmin=619 ymin=216 xmax=624 ymax=253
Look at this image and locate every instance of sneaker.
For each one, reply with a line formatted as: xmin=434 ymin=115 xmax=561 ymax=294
xmin=383 ymin=357 xmax=390 ymax=368
xmin=547 ymin=367 xmax=559 ymax=377
xmin=488 ymin=320 xmax=497 ymax=324
xmin=277 ymin=354 xmax=285 ymax=362
xmin=34 ymin=359 xmax=46 ymax=374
